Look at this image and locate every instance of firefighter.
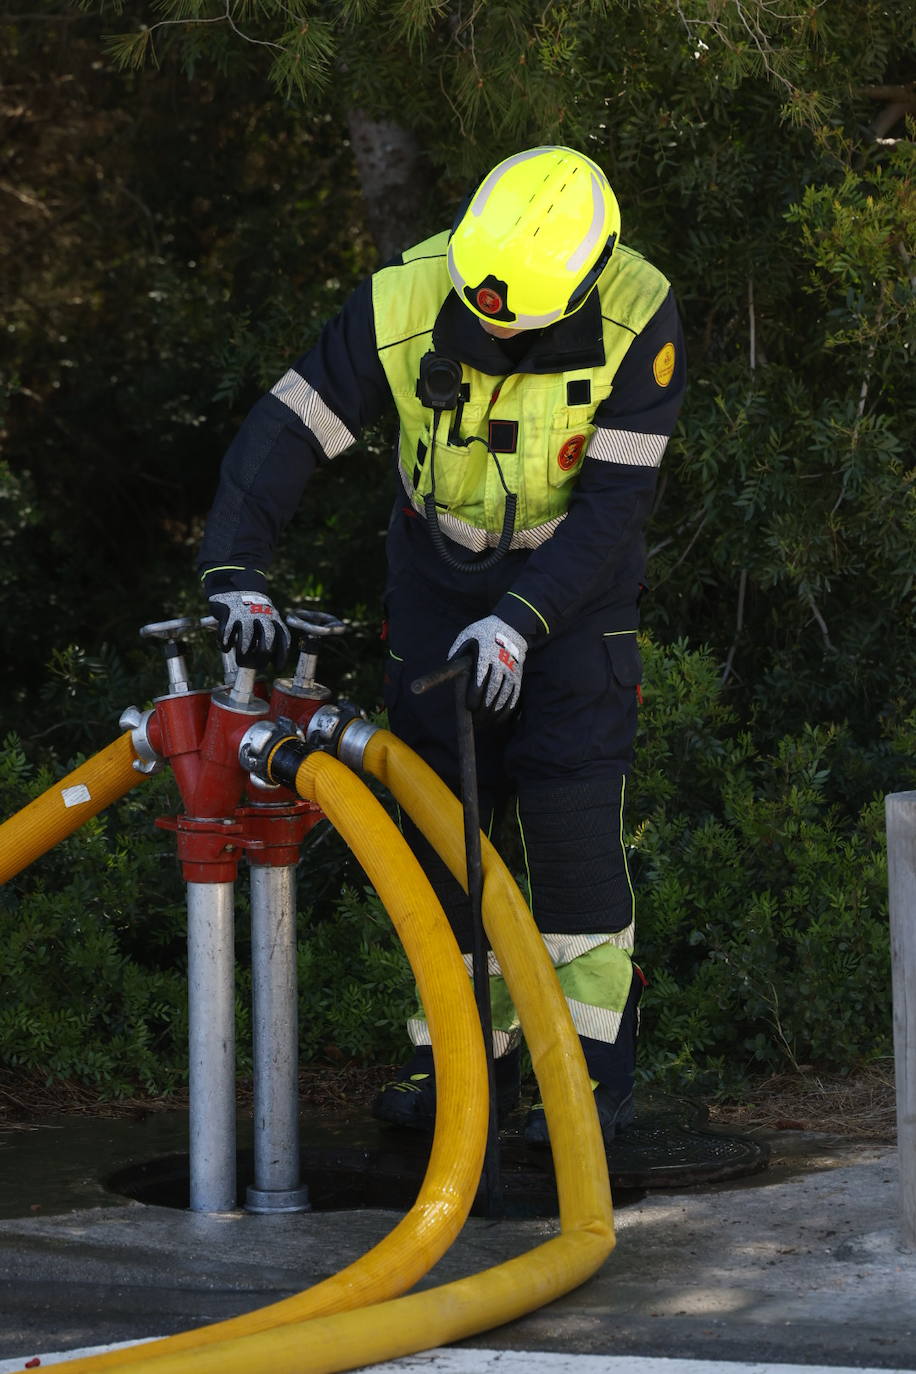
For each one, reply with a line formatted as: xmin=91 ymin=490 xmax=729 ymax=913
xmin=199 ymin=145 xmax=686 ymax=1146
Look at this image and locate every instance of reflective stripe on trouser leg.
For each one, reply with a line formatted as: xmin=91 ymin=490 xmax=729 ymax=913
xmin=553 ymin=940 xmax=635 ymax=1043
xmin=408 ymin=954 xmax=521 ymax=1058
xmin=411 ymin=939 xmax=642 ymax=1088
xmin=513 ymin=772 xmax=638 ymax=1045
xmin=514 ymin=772 xmax=641 ymax=1088
xmin=396 ymin=811 xmax=525 ymax=1055
xmin=409 ymin=937 xmax=636 ymax=1060
xmin=579 ymin=964 xmax=643 ymax=1090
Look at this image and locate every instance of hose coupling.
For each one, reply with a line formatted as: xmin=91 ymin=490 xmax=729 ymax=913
xmin=119 ymin=705 xmax=165 ymax=775
xmin=306 ymin=703 xmax=379 ymax=771
xmin=238 ymin=719 xmax=303 ymax=787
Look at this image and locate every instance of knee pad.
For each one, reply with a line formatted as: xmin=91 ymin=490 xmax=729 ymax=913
xmin=516 ymin=773 xmax=634 ymax=935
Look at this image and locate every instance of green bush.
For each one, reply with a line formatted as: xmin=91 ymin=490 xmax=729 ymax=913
xmin=630 ymin=636 xmax=912 ymax=1092
xmin=1 ymin=633 xmax=911 ymax=1101
xmin=295 ymin=880 xmax=416 ymax=1065
xmin=0 ymin=740 xmax=189 ymax=1096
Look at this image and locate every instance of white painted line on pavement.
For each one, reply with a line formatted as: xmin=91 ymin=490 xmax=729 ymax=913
xmin=357 ymin=1355 xmax=916 ymax=1374
xmin=2 ymin=1349 xmax=916 ymax=1374
xmin=0 ymin=1338 xmax=158 ymax=1370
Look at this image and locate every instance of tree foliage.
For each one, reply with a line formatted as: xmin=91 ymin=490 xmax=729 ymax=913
xmin=61 ymin=0 xmax=914 ymax=742
xmin=1 ymin=0 xmax=914 ymax=1093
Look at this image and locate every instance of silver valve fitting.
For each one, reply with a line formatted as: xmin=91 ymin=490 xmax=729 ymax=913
xmin=306 ymin=703 xmax=379 ymax=771
xmin=199 ymin=614 xmax=239 ymax=686
xmin=285 ymin=610 xmax=346 ymax=695
xmin=238 ymin=718 xmax=303 ymax=786
xmin=139 ymin=616 xmax=200 ymax=694
xmin=198 ymin=614 xmax=263 ymax=710
xmin=119 ymin=705 xmax=164 ymax=775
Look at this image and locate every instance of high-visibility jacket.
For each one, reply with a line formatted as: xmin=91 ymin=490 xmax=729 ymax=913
xmin=373 ymin=230 xmax=671 ymax=551
xmin=198 ymin=228 xmax=686 ymax=644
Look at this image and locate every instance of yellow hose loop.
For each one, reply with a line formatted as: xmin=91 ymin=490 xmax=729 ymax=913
xmin=53 ymin=733 xmax=615 ymax=1374
xmin=0 ymin=732 xmax=145 ymax=885
xmin=42 ymin=734 xmax=614 ymax=1374
xmin=282 ymin=752 xmax=490 ymax=1305
xmin=50 ymin=749 xmax=489 ymax=1372
xmin=66 ymin=1231 xmax=613 ymax=1374
xmin=361 ymin=729 xmax=613 ymax=1241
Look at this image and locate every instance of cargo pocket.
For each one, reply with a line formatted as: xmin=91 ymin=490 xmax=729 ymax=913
xmin=603 ymin=631 xmax=642 ymax=691
xmin=602 ymin=631 xmax=642 ymax=764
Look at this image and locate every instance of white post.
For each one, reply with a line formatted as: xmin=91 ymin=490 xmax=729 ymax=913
xmin=886 ymin=790 xmax=916 ymax=1250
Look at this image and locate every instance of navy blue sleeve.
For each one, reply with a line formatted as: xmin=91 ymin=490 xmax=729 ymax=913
xmin=493 ymin=291 xmax=686 ymax=640
xmin=595 ymin=288 xmax=686 ymax=435
xmin=198 ymin=275 xmax=393 ymax=590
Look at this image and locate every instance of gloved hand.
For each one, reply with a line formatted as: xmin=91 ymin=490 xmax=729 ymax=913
xmin=448 ymin=615 xmax=527 ymax=721
xmin=207 ymin=590 xmax=291 ymax=670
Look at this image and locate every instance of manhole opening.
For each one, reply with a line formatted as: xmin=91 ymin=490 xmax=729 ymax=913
xmin=104 ymin=1103 xmax=767 ymax=1216
xmin=104 ymin=1147 xmax=594 ymax=1218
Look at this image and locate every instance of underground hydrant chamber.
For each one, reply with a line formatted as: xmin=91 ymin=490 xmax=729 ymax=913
xmin=102 ymin=1088 xmax=768 ymax=1219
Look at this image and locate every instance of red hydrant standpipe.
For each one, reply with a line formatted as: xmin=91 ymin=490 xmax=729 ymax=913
xmin=137 ymin=623 xmax=273 ymax=1212
xmin=107 ymin=612 xmax=351 ymax=1214
xmin=4 ymin=605 xmax=487 ymax=1233
xmin=131 ymin=614 xmax=343 ymax=1214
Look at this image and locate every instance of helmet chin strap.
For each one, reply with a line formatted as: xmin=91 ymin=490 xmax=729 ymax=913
xmin=563 ymin=231 xmax=618 ymax=317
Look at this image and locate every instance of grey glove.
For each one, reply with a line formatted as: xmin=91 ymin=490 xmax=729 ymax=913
xmin=448 ymin=615 xmax=527 ymax=720
xmin=207 ymin=590 xmax=291 ymax=670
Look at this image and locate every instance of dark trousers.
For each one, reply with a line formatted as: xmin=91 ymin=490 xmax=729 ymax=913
xmin=381 ymin=514 xmax=645 ymax=1086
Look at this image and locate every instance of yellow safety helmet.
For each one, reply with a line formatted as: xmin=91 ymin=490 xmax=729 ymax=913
xmin=447 ymin=145 xmax=620 ymax=329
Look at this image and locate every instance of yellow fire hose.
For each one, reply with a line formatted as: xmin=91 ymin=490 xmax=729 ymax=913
xmin=0 ymin=732 xmax=145 ymax=886
xmin=42 ymin=749 xmax=489 ymax=1371
xmin=359 ymin=728 xmax=614 ymax=1241
xmin=42 ymin=730 xmax=614 ymax=1374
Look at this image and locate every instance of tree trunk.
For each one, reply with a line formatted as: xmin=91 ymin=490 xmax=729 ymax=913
xmin=346 ymin=109 xmax=429 ymax=262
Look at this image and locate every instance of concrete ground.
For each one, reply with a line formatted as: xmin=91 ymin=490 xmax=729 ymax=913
xmin=0 ymin=1106 xmax=912 ymax=1373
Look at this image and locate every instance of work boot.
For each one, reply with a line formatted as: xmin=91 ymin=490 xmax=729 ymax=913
xmin=372 ymin=1045 xmax=521 ymax=1132
xmin=523 ymin=1079 xmax=635 ymax=1148
xmin=371 ymin=1046 xmax=437 ymax=1131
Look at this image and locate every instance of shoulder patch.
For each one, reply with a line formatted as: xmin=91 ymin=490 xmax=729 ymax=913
xmin=653 ymin=342 xmax=676 ymax=388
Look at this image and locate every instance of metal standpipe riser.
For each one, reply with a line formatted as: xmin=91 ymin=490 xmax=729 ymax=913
xmin=187 ymin=881 xmax=238 ymax=1213
xmin=247 ymin=865 xmax=310 ymax=1213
